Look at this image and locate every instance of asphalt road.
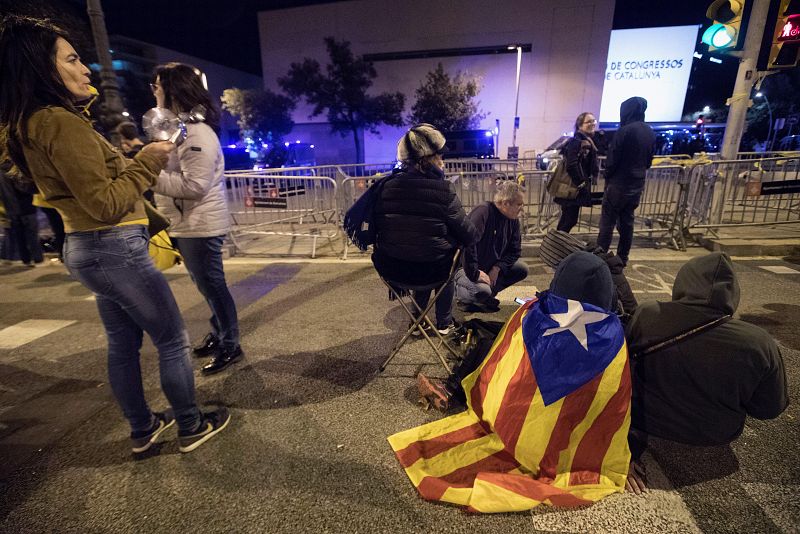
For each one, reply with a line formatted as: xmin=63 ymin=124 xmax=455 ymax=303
xmin=1 ymin=250 xmax=798 ymax=533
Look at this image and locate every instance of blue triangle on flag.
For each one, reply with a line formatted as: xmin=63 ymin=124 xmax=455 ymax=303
xmin=522 ymin=292 xmax=625 ymax=406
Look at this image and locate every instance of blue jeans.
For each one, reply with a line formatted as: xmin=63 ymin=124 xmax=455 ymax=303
xmin=454 ymin=260 xmax=529 ymax=305
xmin=64 ymin=225 xmax=201 ymax=434
xmin=412 ymin=280 xmax=455 ymax=330
xmin=12 ymin=213 xmax=44 ymax=264
xmin=172 ymin=236 xmax=239 ymax=351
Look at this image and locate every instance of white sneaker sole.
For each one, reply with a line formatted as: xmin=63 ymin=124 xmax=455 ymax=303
xmin=131 ymin=418 xmax=175 ymax=453
xmin=178 ymin=413 xmax=231 ymax=453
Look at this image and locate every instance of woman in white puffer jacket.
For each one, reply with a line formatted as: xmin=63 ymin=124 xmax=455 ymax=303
xmin=150 ymin=62 xmax=242 ymax=376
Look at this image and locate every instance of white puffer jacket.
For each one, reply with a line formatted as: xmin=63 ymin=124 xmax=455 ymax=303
xmin=151 ymin=121 xmax=229 ymax=238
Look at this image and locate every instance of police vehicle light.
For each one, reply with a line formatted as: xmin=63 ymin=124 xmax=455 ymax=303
xmin=284 ymin=142 xmax=290 ymax=147
xmin=227 ymin=144 xmax=237 ymax=148
xmin=295 ymin=140 xmax=301 ymax=143
xmin=310 ymin=144 xmax=315 ymax=148
xmin=484 ymin=131 xmax=493 ymax=137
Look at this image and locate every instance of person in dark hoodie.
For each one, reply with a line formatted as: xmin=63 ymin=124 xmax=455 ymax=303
xmin=597 ymin=97 xmax=656 ymax=266
xmin=624 ymin=252 xmax=789 ymax=493
xmin=418 ymin=250 xmax=618 ymax=411
xmin=372 ymin=124 xmax=477 ymax=335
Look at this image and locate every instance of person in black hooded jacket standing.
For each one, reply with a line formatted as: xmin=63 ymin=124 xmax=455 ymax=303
xmin=597 ymin=97 xmax=656 ymax=265
xmin=372 ymin=124 xmax=477 ymax=335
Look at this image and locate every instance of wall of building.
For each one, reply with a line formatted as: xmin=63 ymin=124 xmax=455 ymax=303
xmin=257 ymin=0 xmax=615 ymax=163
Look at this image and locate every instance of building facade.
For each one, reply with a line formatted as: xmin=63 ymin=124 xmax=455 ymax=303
xmin=257 ymin=0 xmax=615 ymax=163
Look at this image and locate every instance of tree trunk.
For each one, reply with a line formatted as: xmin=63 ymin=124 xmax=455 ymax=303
xmin=351 ymin=127 xmax=363 ymax=164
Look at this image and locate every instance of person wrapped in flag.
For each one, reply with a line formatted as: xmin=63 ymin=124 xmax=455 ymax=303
xmin=389 ymin=251 xmax=632 ymax=513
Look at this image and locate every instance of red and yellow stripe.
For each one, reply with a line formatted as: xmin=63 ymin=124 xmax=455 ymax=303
xmin=388 ymin=302 xmax=631 ymax=513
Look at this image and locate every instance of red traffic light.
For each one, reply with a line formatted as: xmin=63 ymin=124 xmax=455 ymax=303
xmin=777 ymin=14 xmax=800 ymax=42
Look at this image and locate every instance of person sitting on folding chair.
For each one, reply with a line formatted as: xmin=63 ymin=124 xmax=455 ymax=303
xmin=371 ymin=123 xmax=477 ymax=336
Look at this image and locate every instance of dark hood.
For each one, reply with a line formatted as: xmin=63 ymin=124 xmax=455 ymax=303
xmin=672 ymin=252 xmax=739 ymax=315
xmin=620 ymin=96 xmax=647 ymax=126
xmin=549 ymin=251 xmax=615 ymax=310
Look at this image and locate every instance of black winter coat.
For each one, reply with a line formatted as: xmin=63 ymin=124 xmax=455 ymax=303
xmin=555 ymin=131 xmax=598 ymax=208
xmin=372 ymin=166 xmax=476 ymax=284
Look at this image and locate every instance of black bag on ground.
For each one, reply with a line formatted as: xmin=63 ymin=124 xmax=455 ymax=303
xmin=446 ymin=319 xmax=505 ymax=405
xmin=343 ymin=172 xmax=393 ymax=251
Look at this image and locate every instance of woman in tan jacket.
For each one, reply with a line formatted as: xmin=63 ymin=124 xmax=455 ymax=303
xmin=0 ymin=16 xmax=230 ymax=453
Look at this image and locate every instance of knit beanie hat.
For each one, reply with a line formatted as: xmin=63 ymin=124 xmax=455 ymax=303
xmin=396 ymin=123 xmax=447 ymax=162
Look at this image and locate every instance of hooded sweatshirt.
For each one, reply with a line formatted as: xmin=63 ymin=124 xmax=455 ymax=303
xmin=626 ymin=252 xmax=788 ymax=445
xmin=549 ymin=250 xmax=615 ymax=311
xmin=604 ymin=97 xmax=656 ymax=193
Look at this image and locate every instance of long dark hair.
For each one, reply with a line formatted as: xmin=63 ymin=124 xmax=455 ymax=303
xmin=0 ymin=16 xmax=78 ymax=180
xmin=153 ymin=62 xmax=219 ymax=133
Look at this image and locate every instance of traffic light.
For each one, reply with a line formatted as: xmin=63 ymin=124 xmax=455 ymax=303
xmin=702 ymin=0 xmax=747 ymax=51
xmin=760 ymin=0 xmax=800 ymax=69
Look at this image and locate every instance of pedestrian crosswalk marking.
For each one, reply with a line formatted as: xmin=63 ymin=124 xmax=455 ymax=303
xmin=758 ymin=265 xmax=800 ymax=274
xmin=0 ymin=320 xmax=77 ymax=349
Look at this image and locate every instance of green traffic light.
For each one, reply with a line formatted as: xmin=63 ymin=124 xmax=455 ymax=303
xmin=702 ymin=23 xmax=735 ymax=48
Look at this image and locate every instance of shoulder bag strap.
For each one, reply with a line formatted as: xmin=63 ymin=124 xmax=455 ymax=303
xmin=634 ymin=314 xmax=732 ymax=358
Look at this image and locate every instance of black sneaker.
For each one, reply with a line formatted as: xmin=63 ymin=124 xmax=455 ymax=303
xmin=201 ymin=346 xmax=244 ymax=375
xmin=193 ymin=333 xmax=220 ymax=357
xmin=408 ymin=320 xmax=434 ymax=337
xmin=178 ymin=407 xmax=231 ymax=453
xmin=131 ymin=410 xmax=175 ymax=453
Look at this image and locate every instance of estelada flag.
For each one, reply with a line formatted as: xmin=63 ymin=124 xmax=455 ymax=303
xmin=388 ymin=292 xmax=631 ymax=513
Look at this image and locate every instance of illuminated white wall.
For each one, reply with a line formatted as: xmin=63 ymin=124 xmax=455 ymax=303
xmin=599 ymin=26 xmax=699 ymax=123
xmin=257 ymin=0 xmax=615 ymax=163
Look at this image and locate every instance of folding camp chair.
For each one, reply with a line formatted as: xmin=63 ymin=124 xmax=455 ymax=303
xmin=377 ymin=249 xmax=462 ymax=374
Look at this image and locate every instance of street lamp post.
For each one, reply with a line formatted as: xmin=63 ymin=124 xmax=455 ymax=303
xmin=86 ymin=0 xmax=125 ymax=137
xmin=509 ymin=45 xmax=522 ymax=153
xmin=756 ymin=92 xmax=773 ymax=152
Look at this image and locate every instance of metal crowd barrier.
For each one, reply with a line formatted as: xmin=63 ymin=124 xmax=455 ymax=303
xmin=688 ymin=155 xmax=800 ymax=230
xmin=225 ymin=170 xmax=339 ymax=258
xmin=223 ymin=154 xmax=799 ymax=258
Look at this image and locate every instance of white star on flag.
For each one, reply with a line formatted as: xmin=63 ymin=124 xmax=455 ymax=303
xmin=542 ymin=299 xmax=608 ymax=350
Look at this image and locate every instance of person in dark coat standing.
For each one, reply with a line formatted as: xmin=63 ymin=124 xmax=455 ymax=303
xmin=372 ymin=124 xmax=477 ymax=335
xmin=597 ymin=97 xmax=656 ymax=265
xmin=555 ymin=112 xmax=600 ymax=232
xmin=624 ymin=252 xmax=788 ymax=493
xmin=455 ymin=180 xmax=528 ymax=313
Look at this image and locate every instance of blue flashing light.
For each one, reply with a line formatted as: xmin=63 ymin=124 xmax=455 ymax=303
xmin=262 ymin=143 xmax=268 ymax=148
xmin=310 ymin=144 xmax=315 ymax=148
xmin=227 ymin=144 xmax=237 ymax=149
xmin=484 ymin=131 xmax=493 ymax=137
xmin=284 ymin=142 xmax=290 ymax=147
xmin=295 ymin=140 xmax=300 ymax=143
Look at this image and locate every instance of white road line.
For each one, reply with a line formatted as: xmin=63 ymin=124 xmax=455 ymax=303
xmin=0 ymin=320 xmax=77 ymax=349
xmin=758 ymin=265 xmax=800 ymax=274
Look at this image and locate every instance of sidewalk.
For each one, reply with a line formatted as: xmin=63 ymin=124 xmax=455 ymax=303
xmin=227 ymin=222 xmax=800 ymax=260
